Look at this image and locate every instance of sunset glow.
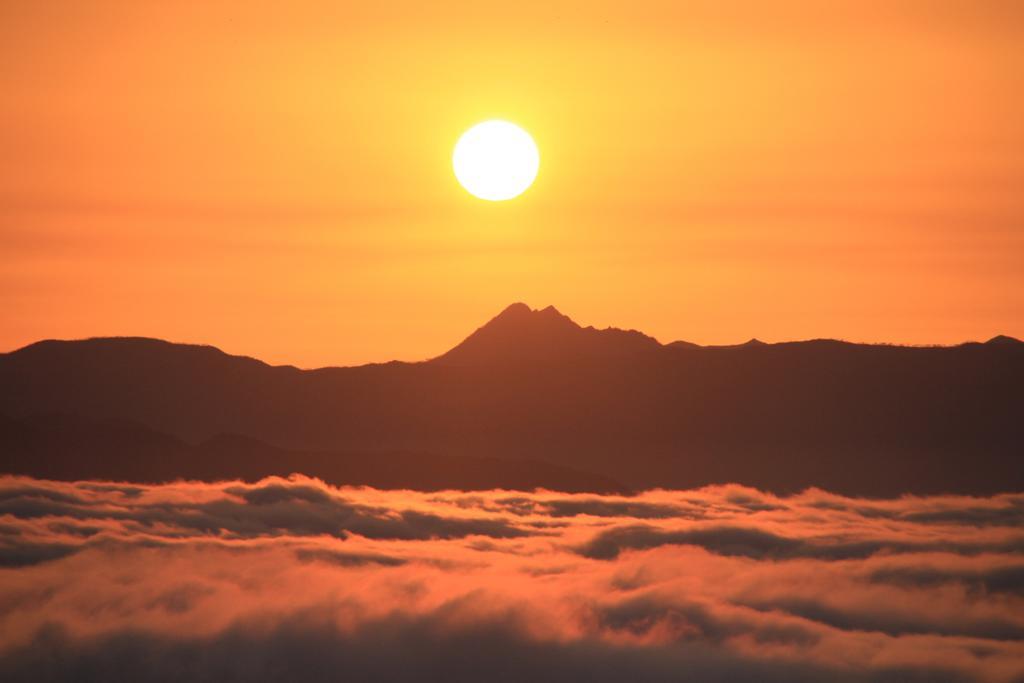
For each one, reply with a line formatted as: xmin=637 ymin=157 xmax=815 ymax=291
xmin=2 ymin=4 xmax=1022 ymax=681
xmin=2 ymin=3 xmax=1021 ymax=366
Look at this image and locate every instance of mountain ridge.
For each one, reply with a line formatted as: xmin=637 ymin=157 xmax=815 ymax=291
xmin=8 ymin=304 xmax=1019 ymax=370
xmin=2 ymin=303 xmax=1022 ymax=496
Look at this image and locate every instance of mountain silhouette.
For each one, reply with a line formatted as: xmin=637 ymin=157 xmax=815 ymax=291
xmin=1 ymin=304 xmax=1021 ymax=495
xmin=986 ymin=334 xmax=1023 ymax=346
xmin=434 ymin=302 xmax=660 ymax=365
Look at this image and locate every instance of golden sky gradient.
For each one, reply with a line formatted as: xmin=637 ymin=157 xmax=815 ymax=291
xmin=2 ymin=1 xmax=1022 ymax=366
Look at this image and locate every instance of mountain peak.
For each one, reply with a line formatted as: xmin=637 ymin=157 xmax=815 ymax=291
xmin=491 ymin=302 xmax=571 ymax=323
xmin=495 ymin=301 xmax=532 ymax=318
xmin=432 ymin=303 xmax=659 ymax=365
xmin=985 ymin=334 xmax=1022 ymax=346
xmin=480 ymin=303 xmax=578 ymax=333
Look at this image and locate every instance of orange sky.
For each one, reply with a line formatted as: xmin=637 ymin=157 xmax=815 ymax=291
xmin=2 ymin=1 xmax=1022 ymax=367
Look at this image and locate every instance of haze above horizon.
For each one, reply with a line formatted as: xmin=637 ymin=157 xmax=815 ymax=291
xmin=2 ymin=2 xmax=1022 ymax=366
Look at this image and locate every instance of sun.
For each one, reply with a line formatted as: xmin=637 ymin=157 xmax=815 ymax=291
xmin=453 ymin=120 xmax=539 ymax=201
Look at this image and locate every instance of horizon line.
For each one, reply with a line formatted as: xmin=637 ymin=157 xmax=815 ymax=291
xmin=2 ymin=302 xmax=1019 ymax=371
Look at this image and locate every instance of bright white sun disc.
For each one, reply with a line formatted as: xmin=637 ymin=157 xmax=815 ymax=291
xmin=453 ymin=120 xmax=539 ymax=201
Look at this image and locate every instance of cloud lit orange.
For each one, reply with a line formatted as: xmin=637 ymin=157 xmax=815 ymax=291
xmin=2 ymin=475 xmax=1023 ymax=681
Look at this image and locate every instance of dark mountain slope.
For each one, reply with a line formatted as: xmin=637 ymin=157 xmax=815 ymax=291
xmin=0 ymin=413 xmax=626 ymax=493
xmin=1 ymin=305 xmax=1021 ymax=496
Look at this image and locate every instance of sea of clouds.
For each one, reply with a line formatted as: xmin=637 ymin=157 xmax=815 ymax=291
xmin=1 ymin=474 xmax=1023 ymax=682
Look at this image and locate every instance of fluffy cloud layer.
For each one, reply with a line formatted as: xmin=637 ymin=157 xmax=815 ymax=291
xmin=1 ymin=475 xmax=1023 ymax=682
